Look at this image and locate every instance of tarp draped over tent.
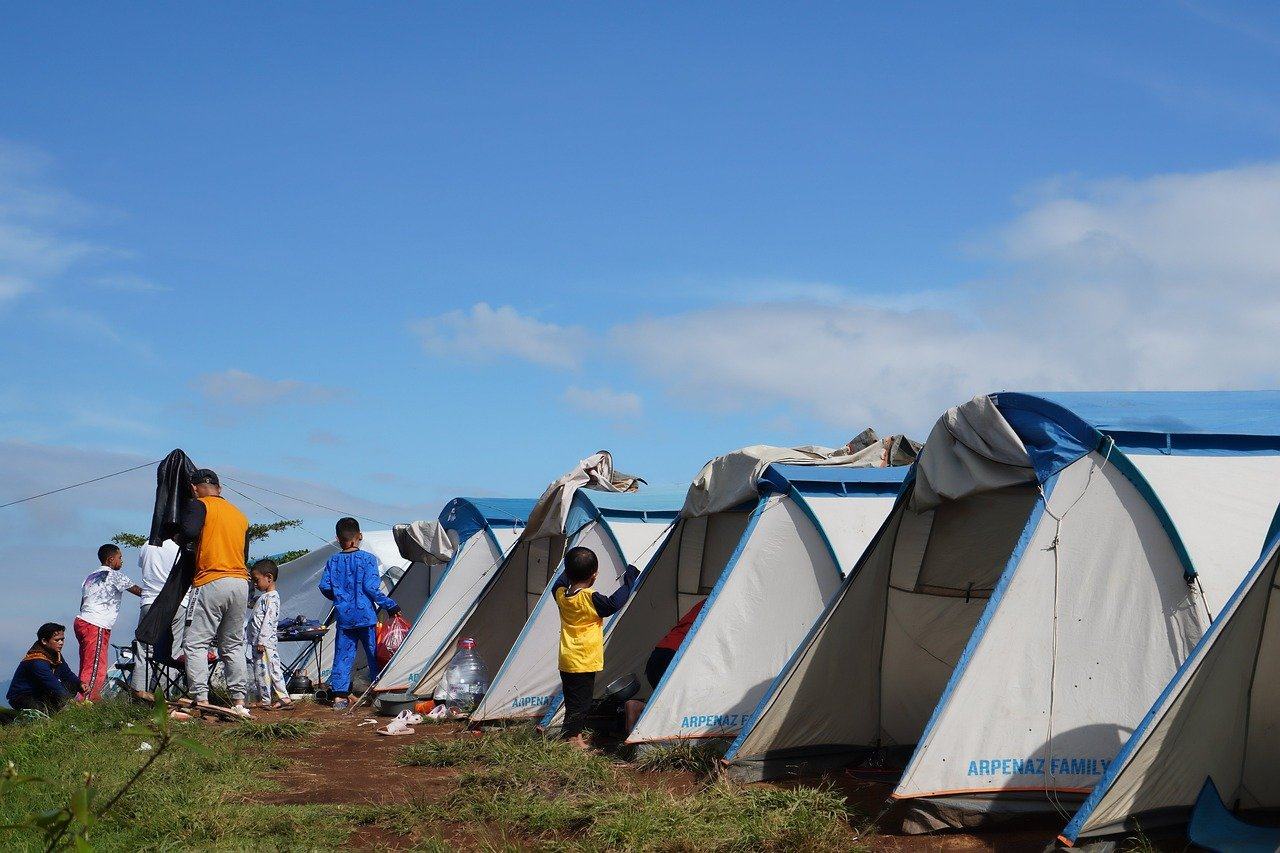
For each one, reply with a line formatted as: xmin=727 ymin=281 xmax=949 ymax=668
xmin=393 ymin=520 xmax=454 ymax=565
xmin=722 ymin=391 xmax=1280 ymax=832
xmin=373 ymin=497 xmax=534 ymax=694
xmin=536 ymin=434 xmax=918 ymax=740
xmin=409 ymin=454 xmax=678 ymax=703
xmin=1060 ymin=510 xmax=1280 ymax=846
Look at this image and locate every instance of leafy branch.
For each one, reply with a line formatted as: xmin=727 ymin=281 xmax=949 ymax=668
xmin=112 ymin=519 xmax=303 ymax=550
xmin=0 ymin=696 xmax=209 ymax=851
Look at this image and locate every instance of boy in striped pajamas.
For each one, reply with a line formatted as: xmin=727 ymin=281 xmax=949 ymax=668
xmin=248 ymin=559 xmax=292 ymax=709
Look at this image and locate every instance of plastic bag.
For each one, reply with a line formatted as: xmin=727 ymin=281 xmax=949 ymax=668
xmin=375 ymin=614 xmax=411 ymax=667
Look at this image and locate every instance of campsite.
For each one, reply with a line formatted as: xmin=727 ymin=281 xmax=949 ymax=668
xmin=6 ymin=4 xmax=1280 ymax=852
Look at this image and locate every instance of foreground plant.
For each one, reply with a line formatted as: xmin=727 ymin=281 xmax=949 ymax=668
xmin=0 ymin=695 xmax=208 ymax=851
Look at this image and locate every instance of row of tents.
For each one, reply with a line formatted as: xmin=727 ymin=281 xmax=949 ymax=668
xmin=271 ymin=390 xmax=1280 ymax=848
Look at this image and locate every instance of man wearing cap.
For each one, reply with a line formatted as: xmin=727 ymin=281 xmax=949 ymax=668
xmin=178 ymin=468 xmax=252 ymax=716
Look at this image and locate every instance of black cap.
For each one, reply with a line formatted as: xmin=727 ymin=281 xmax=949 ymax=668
xmin=191 ymin=468 xmax=220 ymax=486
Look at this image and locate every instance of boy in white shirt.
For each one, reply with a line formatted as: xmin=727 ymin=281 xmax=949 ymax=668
xmin=247 ymin=559 xmax=292 ymax=709
xmin=75 ymin=544 xmax=141 ymax=701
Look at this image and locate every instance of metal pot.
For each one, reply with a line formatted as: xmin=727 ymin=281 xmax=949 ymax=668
xmin=286 ymin=673 xmax=314 ymax=696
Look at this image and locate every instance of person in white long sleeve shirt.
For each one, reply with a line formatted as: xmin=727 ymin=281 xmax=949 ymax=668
xmin=129 ymin=537 xmax=182 ymax=699
xmin=248 ymin=559 xmax=292 ymax=709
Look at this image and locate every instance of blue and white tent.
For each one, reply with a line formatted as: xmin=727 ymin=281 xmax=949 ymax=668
xmin=468 ymin=488 xmax=685 ymax=722
xmin=407 ymin=461 xmax=683 ymax=702
xmin=537 ymin=437 xmax=917 ymax=741
xmin=722 ymin=392 xmax=1280 ymax=832
xmin=1060 ymin=512 xmax=1280 ymax=847
xmin=374 ymin=497 xmax=534 ymax=693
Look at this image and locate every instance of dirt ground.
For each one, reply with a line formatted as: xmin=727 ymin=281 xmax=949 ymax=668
xmin=236 ymin=704 xmax=1062 ymax=851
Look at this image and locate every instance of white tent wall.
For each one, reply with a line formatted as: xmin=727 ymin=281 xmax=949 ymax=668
xmin=409 ymin=530 xmax=556 ymax=697
xmin=275 ymin=543 xmax=341 ymax=613
xmin=540 ymin=510 xmax=752 ymax=729
xmin=895 ymin=452 xmax=1206 ymax=804
xmin=1063 ymin=537 xmax=1280 ymax=843
xmin=377 ymin=529 xmax=513 ymax=692
xmin=471 ymin=520 xmax=631 ymax=721
xmin=1127 ymin=454 xmax=1280 ymax=609
xmin=724 ymin=481 xmax=1040 ymax=779
xmin=626 ymin=493 xmax=851 ymax=743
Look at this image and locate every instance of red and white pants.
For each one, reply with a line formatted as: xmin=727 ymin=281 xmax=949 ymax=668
xmin=74 ymin=617 xmax=111 ymax=701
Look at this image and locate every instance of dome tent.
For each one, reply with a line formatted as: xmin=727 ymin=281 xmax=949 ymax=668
xmin=722 ymin=391 xmax=1280 ymax=833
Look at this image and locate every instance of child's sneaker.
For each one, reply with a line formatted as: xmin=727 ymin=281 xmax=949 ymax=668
xmin=332 ymin=698 xmax=349 ymax=711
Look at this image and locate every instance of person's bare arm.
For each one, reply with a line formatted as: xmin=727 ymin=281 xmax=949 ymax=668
xmin=128 ymin=585 xmax=143 ymax=596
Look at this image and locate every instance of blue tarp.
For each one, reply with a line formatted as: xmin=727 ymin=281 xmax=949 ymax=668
xmin=762 ymin=463 xmax=909 ymax=496
xmin=439 ymin=496 xmax=537 ymax=545
xmin=1189 ymin=778 xmax=1280 ymax=853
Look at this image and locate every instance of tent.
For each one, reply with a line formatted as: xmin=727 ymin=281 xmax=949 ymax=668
xmin=1060 ymin=513 xmax=1280 ymax=847
xmin=417 ymin=487 xmax=684 ymax=705
xmin=538 ymin=436 xmax=917 ymax=739
xmin=722 ymin=391 xmax=1280 ymax=832
xmin=274 ymin=529 xmax=412 ymax=685
xmin=373 ymin=498 xmax=535 ymax=693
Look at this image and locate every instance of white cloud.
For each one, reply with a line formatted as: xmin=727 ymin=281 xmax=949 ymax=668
xmin=562 ymin=385 xmax=643 ymax=420
xmin=411 ymin=302 xmax=587 ymax=370
xmin=194 ymin=369 xmax=337 ymax=408
xmin=613 ymin=162 xmax=1280 ymax=434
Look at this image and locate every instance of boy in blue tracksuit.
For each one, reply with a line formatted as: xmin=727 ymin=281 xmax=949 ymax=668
xmin=319 ymin=517 xmax=399 ymax=710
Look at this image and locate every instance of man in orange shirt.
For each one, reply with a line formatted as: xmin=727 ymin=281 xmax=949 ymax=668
xmin=178 ymin=468 xmax=252 ymax=716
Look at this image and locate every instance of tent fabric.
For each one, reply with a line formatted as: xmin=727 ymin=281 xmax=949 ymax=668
xmin=1060 ymin=525 xmax=1280 ymax=846
xmin=681 ymin=431 xmax=918 ymax=518
xmin=372 ymin=498 xmax=531 ymax=693
xmin=1187 ymin=779 xmax=1280 ymax=853
xmin=723 ymin=390 xmax=1280 ymax=830
xmin=520 ymin=451 xmax=645 ymax=542
xmin=393 ymin=520 xmax=454 ymax=565
xmin=537 ymin=450 xmax=911 ymax=738
xmin=455 ymin=488 xmax=683 ymax=721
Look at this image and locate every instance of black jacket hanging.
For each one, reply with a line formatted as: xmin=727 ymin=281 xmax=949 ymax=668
xmin=136 ymin=450 xmax=198 ymax=646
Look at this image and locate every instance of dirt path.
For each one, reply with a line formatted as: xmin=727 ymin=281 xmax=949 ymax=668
xmin=241 ymin=705 xmax=1056 ymax=851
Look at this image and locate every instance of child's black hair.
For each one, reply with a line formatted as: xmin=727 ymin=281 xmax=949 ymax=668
xmin=97 ymin=543 xmax=120 ymax=564
xmin=564 ymin=546 xmax=598 ymax=584
xmin=335 ymin=516 xmax=361 ymax=543
xmin=252 ymin=558 xmax=279 ymax=581
xmin=37 ymin=622 xmax=65 ymax=643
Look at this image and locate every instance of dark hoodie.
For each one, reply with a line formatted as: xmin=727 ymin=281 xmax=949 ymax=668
xmin=7 ymin=642 xmax=81 ymax=708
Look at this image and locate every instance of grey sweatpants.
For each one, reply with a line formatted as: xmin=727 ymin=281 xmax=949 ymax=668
xmin=184 ymin=576 xmax=249 ymax=702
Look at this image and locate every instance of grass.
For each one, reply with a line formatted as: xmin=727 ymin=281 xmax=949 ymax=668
xmin=0 ymin=700 xmax=332 ymax=852
xmin=220 ymin=719 xmax=318 ymax=742
xmin=632 ymin=741 xmax=725 ymax=776
xmin=403 ymin=727 xmax=873 ymax=851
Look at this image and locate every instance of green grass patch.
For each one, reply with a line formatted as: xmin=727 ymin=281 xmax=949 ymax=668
xmin=220 ymin=719 xmax=318 ymax=742
xmin=403 ymin=728 xmax=873 ymax=851
xmin=632 ymin=741 xmax=725 ymax=776
xmin=0 ymin=700 xmax=332 ymax=851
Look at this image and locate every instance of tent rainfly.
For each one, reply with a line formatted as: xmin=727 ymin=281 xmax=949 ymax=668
xmin=1059 ymin=512 xmax=1280 ymax=847
xmin=372 ymin=498 xmax=535 ymax=694
xmin=467 ymin=488 xmax=687 ymax=722
xmin=275 ymin=529 xmax=411 ymax=686
xmin=722 ymin=391 xmax=1280 ymax=833
xmin=538 ymin=433 xmax=918 ymax=741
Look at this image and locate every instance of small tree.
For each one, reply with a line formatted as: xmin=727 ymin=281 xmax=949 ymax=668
xmin=113 ymin=519 xmax=307 ymax=561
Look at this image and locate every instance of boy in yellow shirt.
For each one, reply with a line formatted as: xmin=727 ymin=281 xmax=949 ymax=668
xmin=553 ymin=546 xmax=639 ymax=748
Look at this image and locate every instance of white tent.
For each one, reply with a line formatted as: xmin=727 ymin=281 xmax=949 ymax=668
xmin=723 ymin=391 xmax=1280 ymax=832
xmin=372 ymin=498 xmax=534 ymax=693
xmin=275 ymin=529 xmax=411 ymax=685
xmin=420 ymin=486 xmax=683 ymax=706
xmin=1060 ymin=513 xmax=1280 ymax=847
xmin=537 ymin=436 xmax=917 ymax=740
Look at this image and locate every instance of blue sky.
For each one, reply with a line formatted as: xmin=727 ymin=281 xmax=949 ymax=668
xmin=3 ymin=2 xmax=1280 ymax=665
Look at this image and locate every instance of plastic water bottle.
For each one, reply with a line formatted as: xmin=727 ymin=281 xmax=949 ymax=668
xmin=443 ymin=637 xmax=488 ymax=715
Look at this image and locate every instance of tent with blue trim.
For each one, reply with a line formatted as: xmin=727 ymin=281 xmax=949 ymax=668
xmin=372 ymin=498 xmax=534 ymax=693
xmin=1060 ymin=511 xmax=1280 ymax=847
xmin=468 ymin=487 xmax=685 ymax=722
xmin=722 ymin=391 xmax=1280 ymax=833
xmin=407 ymin=456 xmax=681 ymax=702
xmin=536 ymin=434 xmax=918 ymax=742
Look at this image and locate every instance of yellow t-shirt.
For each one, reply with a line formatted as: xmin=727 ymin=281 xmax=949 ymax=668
xmin=554 ymin=585 xmax=604 ymax=673
xmin=193 ymin=496 xmax=250 ymax=587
